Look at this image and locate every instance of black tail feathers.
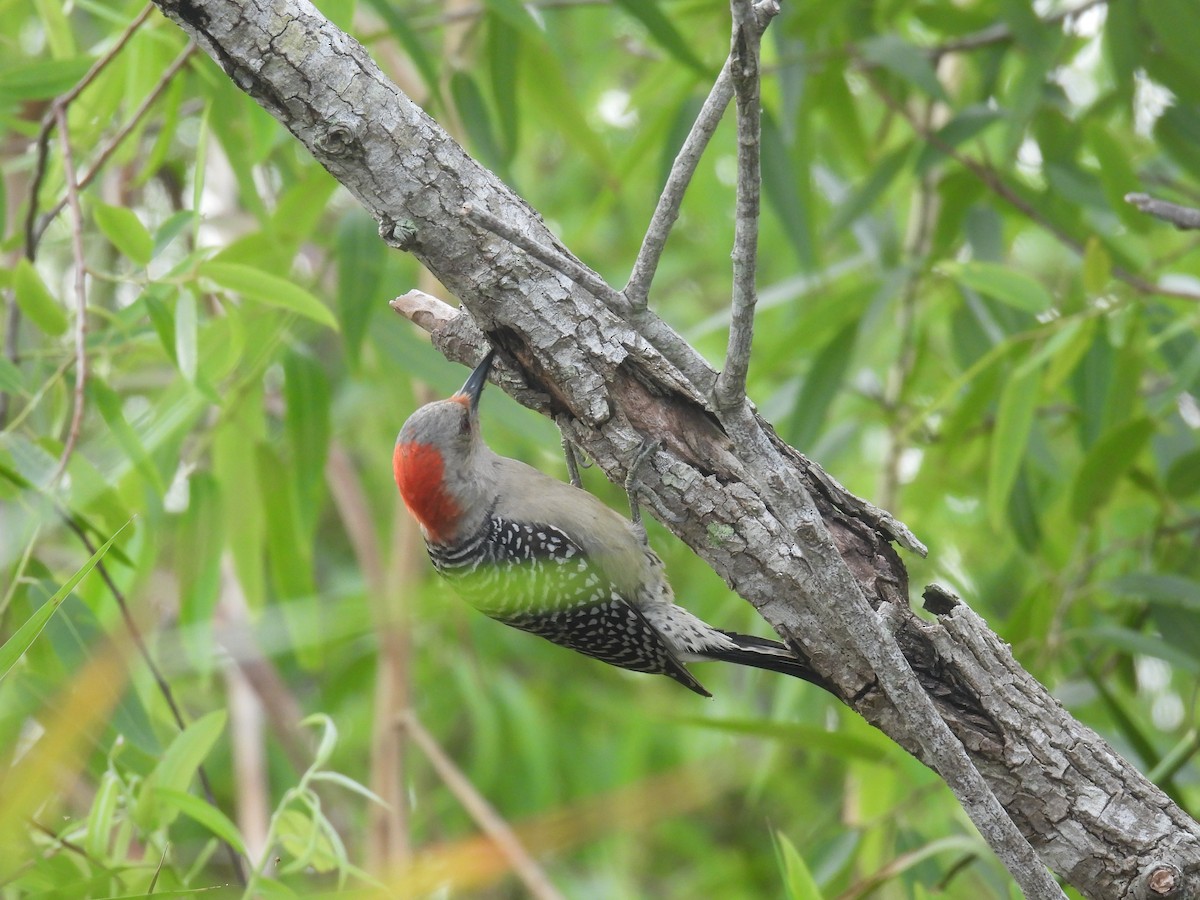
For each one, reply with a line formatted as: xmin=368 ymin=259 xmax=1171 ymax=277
xmin=709 ymin=631 xmax=832 ymax=691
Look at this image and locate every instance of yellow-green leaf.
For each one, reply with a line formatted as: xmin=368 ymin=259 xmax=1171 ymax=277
xmin=199 ymin=261 xmax=338 ymax=330
xmin=944 ymin=261 xmax=1054 ymax=313
xmin=94 ymin=203 xmax=154 ymax=265
xmin=1071 ymin=418 xmax=1155 ymax=522
xmin=0 ymin=523 xmax=130 ymax=682
xmin=988 ymin=362 xmax=1041 ymax=532
xmin=13 ymin=259 xmax=68 ymax=336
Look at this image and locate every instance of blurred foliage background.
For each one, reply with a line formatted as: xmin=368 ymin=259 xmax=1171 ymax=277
xmin=1 ymin=0 xmax=1198 ymax=896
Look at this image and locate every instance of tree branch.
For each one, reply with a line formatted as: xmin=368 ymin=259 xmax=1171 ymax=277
xmin=713 ymin=0 xmax=769 ymax=413
xmin=1126 ymin=192 xmax=1200 ymax=231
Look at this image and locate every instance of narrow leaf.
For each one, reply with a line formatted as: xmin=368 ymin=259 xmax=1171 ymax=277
xmin=175 ymin=291 xmax=198 ymax=382
xmin=943 ymin=261 xmax=1054 ymax=314
xmin=199 ymin=261 xmax=338 ymax=329
xmin=612 ymin=0 xmax=706 ymax=73
xmin=1070 ymin=418 xmax=1154 ymax=522
xmin=1109 ymin=574 xmax=1200 ymax=612
xmin=13 ymin=259 xmax=68 ymax=336
xmin=154 ymin=786 xmax=247 ymax=853
xmin=988 ymin=362 xmax=1040 ymax=532
xmin=786 ymin=320 xmax=858 ymax=449
xmin=0 ymin=57 xmax=94 ymax=100
xmin=94 ymin=204 xmax=154 ymax=266
xmin=0 ymin=522 xmax=130 ymax=681
xmin=775 ymin=830 xmax=825 ymax=900
xmin=1165 ymin=448 xmax=1200 ymax=498
xmin=860 ymin=35 xmax=947 ymax=100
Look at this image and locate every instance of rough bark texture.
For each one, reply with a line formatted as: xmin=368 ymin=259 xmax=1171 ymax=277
xmin=152 ymin=1 xmax=1200 ymax=897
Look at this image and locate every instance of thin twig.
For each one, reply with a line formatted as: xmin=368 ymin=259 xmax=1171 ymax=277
xmin=713 ymin=1 xmax=773 ymax=411
xmin=1125 ymin=192 xmax=1200 ymax=231
xmin=399 ymin=712 xmax=563 ymax=900
xmin=62 ymin=519 xmax=248 ymax=885
xmin=3 ymin=6 xmax=157 ymax=427
xmin=22 ymin=4 xmax=155 ymax=259
xmin=32 ymin=45 xmax=197 ymax=247
xmin=793 ymin=0 xmax=1110 ymax=75
xmin=623 ymin=60 xmax=734 ymax=307
xmin=461 ymin=203 xmax=627 ymax=311
xmin=49 ymin=107 xmax=88 ymax=487
xmin=931 ymin=0 xmax=1107 ymax=60
xmin=866 ymin=74 xmax=1200 ymax=304
xmin=28 ymin=818 xmax=123 ymax=881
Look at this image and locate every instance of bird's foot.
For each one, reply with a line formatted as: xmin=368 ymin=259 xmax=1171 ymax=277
xmin=561 ymin=435 xmax=590 ymax=488
xmin=625 ymin=438 xmax=663 ymax=530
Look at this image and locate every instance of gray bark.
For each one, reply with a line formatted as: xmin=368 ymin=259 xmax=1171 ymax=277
xmin=151 ymin=1 xmax=1200 ymax=897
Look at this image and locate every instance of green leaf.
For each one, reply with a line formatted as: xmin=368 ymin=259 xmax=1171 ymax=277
xmin=786 ymin=320 xmax=858 ymax=449
xmin=13 ymin=259 xmax=68 ymax=336
xmin=93 ymin=204 xmax=154 ymax=266
xmin=1086 ymin=626 xmax=1200 ymax=674
xmin=136 ymin=710 xmax=227 ymax=829
xmin=612 ymin=0 xmax=706 ymax=73
xmin=153 ymin=786 xmax=247 ymax=853
xmin=356 ymin=2 xmax=435 ymax=92
xmin=1070 ymin=418 xmax=1154 ymax=523
xmin=483 ymin=0 xmax=544 ymax=38
xmin=762 ymin=111 xmax=815 ymax=270
xmin=0 ymin=356 xmax=23 ymax=395
xmin=90 ymin=379 xmax=166 ymax=494
xmin=199 ymin=261 xmax=338 ymax=330
xmin=1109 ymin=574 xmax=1200 ymax=612
xmin=152 ymin=210 xmax=195 ymax=259
xmin=32 ymin=0 xmax=76 ymax=57
xmin=175 ymin=291 xmax=198 ymax=383
xmin=309 ymin=771 xmax=388 ymax=807
xmin=336 ymin=212 xmax=386 ymax=367
xmin=916 ymin=105 xmax=1003 ymax=172
xmin=487 ymin=16 xmax=521 ymax=164
xmin=943 ymin=261 xmax=1054 ymax=314
xmin=0 ymin=57 xmax=93 ymax=100
xmin=775 ymin=830 xmax=825 ymax=900
xmin=450 ymin=71 xmax=505 ymax=171
xmin=1166 ymin=448 xmax=1200 ymax=498
xmin=0 ymin=523 xmax=129 ymax=682
xmin=860 ymin=35 xmax=946 ymax=100
xmin=276 ymin=808 xmax=339 ymax=874
xmin=85 ymin=771 xmax=121 ymax=861
xmin=284 ymin=351 xmax=330 ymax=535
xmin=988 ymin=362 xmax=1041 ymax=532
xmin=521 ymin=42 xmax=611 ymax=176
xmin=826 ymin=143 xmax=913 ymax=235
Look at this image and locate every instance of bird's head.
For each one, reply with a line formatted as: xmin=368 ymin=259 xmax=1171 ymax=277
xmin=394 ymin=350 xmax=496 ymax=544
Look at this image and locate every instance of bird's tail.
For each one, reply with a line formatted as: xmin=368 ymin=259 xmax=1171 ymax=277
xmin=706 ymin=631 xmax=831 ymax=690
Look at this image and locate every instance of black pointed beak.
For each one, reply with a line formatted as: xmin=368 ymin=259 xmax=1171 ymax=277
xmin=456 ymin=349 xmax=495 ymax=412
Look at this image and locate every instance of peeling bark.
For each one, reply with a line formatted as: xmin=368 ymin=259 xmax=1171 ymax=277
xmin=152 ymin=1 xmax=1200 ymax=897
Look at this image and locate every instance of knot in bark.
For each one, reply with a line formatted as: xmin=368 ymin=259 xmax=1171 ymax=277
xmin=316 ymin=119 xmax=364 ymax=159
xmin=1138 ymin=862 xmax=1184 ymax=899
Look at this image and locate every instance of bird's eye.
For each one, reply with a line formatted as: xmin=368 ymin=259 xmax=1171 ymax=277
xmin=459 ymin=416 xmax=471 ymax=435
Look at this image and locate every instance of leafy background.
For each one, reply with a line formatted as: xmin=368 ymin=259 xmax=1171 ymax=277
xmin=1 ymin=0 xmax=1197 ymax=896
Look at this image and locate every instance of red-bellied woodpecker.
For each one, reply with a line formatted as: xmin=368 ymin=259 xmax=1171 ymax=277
xmin=393 ymin=350 xmax=824 ymax=696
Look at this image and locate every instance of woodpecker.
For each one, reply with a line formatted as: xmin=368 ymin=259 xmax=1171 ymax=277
xmin=393 ymin=350 xmax=824 ymax=696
